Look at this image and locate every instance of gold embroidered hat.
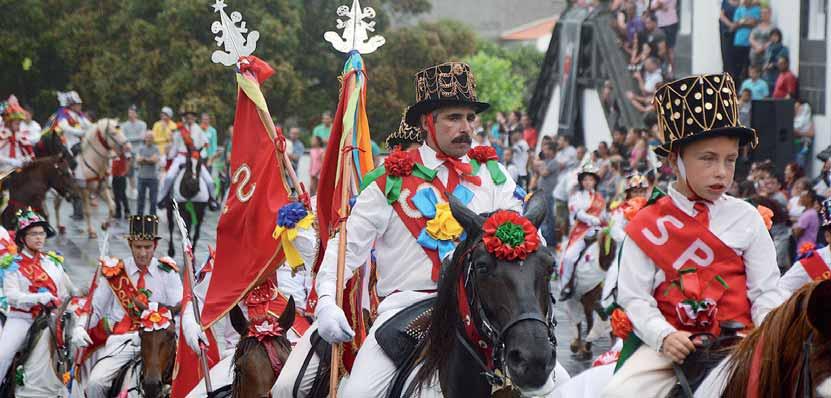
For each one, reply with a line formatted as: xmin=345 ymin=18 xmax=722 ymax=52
xmin=653 ymin=73 xmax=757 ymax=157
xmin=127 ymin=215 xmax=161 ymax=241
xmin=404 ymin=62 xmax=490 ymax=126
xmin=385 ymin=110 xmax=424 ymax=150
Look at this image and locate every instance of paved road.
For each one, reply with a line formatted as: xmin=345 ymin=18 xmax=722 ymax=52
xmin=46 ymin=190 xmax=609 ymax=377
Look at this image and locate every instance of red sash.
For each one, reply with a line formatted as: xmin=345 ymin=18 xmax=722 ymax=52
xmin=802 ymin=251 xmax=831 ymax=281
xmin=14 ymin=254 xmax=58 ymax=317
xmin=176 ymin=123 xmax=199 ymax=159
xmin=565 ymin=192 xmax=605 ymax=249
xmin=103 ymin=262 xmax=145 ymax=334
xmin=625 ymin=196 xmax=753 ymax=334
xmin=375 ymin=149 xmax=462 ymax=281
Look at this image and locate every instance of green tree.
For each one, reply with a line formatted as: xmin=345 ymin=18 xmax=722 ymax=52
xmin=463 ymin=51 xmax=525 ymax=122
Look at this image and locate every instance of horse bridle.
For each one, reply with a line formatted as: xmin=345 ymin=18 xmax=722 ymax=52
xmin=454 ymin=241 xmax=558 ymax=387
xmin=794 ymin=332 xmax=814 ymax=398
xmin=80 ymin=120 xmax=126 ymax=180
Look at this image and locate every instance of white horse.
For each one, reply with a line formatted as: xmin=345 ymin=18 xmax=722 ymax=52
xmin=69 ymin=118 xmax=128 ymax=238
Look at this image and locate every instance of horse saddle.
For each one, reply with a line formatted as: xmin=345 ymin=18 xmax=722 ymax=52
xmin=375 ymin=298 xmax=436 ymax=367
xmin=667 ymin=320 xmax=745 ymax=398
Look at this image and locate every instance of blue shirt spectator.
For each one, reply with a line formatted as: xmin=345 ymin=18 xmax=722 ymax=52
xmin=733 ymin=4 xmax=761 ymax=47
xmin=740 ymin=77 xmax=769 ymax=100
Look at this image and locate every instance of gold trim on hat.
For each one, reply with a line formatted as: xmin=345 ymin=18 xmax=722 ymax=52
xmin=414 ymin=62 xmax=479 ymax=103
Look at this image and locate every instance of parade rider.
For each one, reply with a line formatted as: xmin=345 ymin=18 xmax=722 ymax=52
xmin=0 ymin=95 xmax=35 ymax=171
xmin=82 ymin=215 xmax=183 ymax=398
xmin=778 ymin=197 xmax=831 ymax=296
xmin=158 ymin=102 xmax=215 ymax=207
xmin=602 ymin=73 xmax=783 ymax=397
xmin=53 ymin=91 xmax=93 ymax=156
xmin=0 ymin=208 xmax=90 ymax=384
xmin=560 ymin=163 xmax=606 ymax=300
xmin=272 ymin=62 xmax=526 ymax=397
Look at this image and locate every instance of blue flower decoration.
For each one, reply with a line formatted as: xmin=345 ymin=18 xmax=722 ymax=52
xmin=277 ymin=202 xmax=308 ymax=229
xmin=411 ymin=185 xmax=473 ymax=260
xmin=514 ymin=186 xmax=527 ymax=201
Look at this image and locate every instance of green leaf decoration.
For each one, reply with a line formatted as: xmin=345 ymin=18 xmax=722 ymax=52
xmin=470 ymin=159 xmax=481 ymax=175
xmin=361 ymin=165 xmax=386 ymax=191
xmin=385 ymin=176 xmax=403 ymax=204
xmin=647 ymin=186 xmax=666 ymax=205
xmin=495 ymin=222 xmax=525 ymax=247
xmin=412 ymin=163 xmax=437 ymax=181
xmin=15 ymin=365 xmax=24 ymax=386
xmin=485 ymin=160 xmax=506 ymax=185
xmin=715 ymin=275 xmax=729 ymax=289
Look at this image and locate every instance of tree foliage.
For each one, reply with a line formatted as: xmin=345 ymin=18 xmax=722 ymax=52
xmin=0 ymin=0 xmax=542 ymax=141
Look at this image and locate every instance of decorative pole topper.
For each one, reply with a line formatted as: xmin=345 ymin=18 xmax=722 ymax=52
xmin=210 ymin=0 xmax=260 ymax=66
xmin=324 ymin=0 xmax=385 ymax=54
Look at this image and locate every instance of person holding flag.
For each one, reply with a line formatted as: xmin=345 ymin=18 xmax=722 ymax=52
xmin=274 ymin=61 xmax=525 ymax=397
xmin=80 ymin=215 xmax=183 ymax=397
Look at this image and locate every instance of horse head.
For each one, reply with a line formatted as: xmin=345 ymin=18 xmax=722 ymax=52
xmin=138 ymin=304 xmax=177 ymax=398
xmin=43 ymin=155 xmax=80 ymax=202
xmin=90 ymin=118 xmax=129 ymax=157
xmin=723 ymin=279 xmax=831 ymax=398
xmin=419 ymin=193 xmax=557 ymax=396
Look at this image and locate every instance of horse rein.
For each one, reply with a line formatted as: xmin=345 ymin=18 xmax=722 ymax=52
xmin=454 ymin=241 xmax=558 ymax=387
xmin=794 ymin=332 xmax=814 ymax=398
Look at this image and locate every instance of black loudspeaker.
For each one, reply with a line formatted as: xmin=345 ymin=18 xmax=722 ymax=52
xmin=750 ymin=99 xmax=795 ymax=173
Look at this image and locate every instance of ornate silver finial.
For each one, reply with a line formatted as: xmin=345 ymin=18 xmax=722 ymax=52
xmin=210 ymin=0 xmax=260 ymax=66
xmin=323 ymin=0 xmax=385 ymax=54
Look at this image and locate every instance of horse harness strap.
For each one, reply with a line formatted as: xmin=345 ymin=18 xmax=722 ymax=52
xmin=262 ymin=339 xmax=285 ymax=379
xmin=795 ymin=332 xmax=814 ymax=398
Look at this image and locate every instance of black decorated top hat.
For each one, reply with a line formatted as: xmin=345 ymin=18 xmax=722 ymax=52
xmin=127 ymin=215 xmax=161 ymax=241
xmin=14 ymin=208 xmax=56 ymax=246
xmin=653 ymin=73 xmax=758 ymax=157
xmin=821 ymin=198 xmax=831 ymax=230
xmin=404 ymin=62 xmax=490 ymax=126
xmin=385 ymin=110 xmax=424 ymax=150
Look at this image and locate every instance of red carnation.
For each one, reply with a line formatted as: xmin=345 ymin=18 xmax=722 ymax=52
xmin=482 ymin=210 xmax=540 ymax=261
xmin=385 ymin=149 xmax=415 ymax=177
xmin=610 ymin=308 xmax=633 ymax=339
xmin=468 ymin=146 xmax=499 ymax=164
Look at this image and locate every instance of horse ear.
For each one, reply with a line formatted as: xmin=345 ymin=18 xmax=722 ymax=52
xmin=278 ymin=296 xmax=296 ymax=333
xmin=523 ymin=191 xmax=547 ymax=229
xmin=807 ymin=279 xmax=831 ymax=336
xmin=448 ymin=194 xmax=484 ymax=234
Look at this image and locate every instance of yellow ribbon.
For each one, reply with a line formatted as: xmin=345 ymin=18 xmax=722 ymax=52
xmin=425 ymin=203 xmax=463 ymax=241
xmin=272 ymin=214 xmax=315 ymax=270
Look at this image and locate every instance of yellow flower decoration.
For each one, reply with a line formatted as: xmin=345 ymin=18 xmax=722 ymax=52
xmin=272 ymin=213 xmax=316 ymax=270
xmin=426 ymin=203 xmax=463 ymax=241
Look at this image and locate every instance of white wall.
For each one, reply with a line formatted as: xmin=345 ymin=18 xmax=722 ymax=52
xmin=691 ymin=1 xmax=723 ymax=74
xmin=539 ymin=85 xmax=562 ymax=143
xmin=769 ymin=0 xmax=801 ymax=73
xmin=581 ymin=89 xmax=612 ymax=151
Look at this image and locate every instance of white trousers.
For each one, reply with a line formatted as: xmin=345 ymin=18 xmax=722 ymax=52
xmin=601 ymin=346 xmax=676 ymax=398
xmin=0 ymin=317 xmax=33 ymax=381
xmin=560 ymin=238 xmax=587 ymax=289
xmin=84 ymin=334 xmax=141 ymax=398
xmin=271 ymin=323 xmax=320 ymax=398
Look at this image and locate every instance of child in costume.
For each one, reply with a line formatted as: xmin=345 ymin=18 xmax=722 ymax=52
xmin=602 ymin=73 xmax=783 ymax=397
xmin=560 ymin=163 xmax=606 ymax=300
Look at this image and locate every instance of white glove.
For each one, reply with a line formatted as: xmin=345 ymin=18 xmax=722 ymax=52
xmin=36 ymin=293 xmax=56 ymax=305
xmin=182 ymin=308 xmax=209 ymax=353
xmin=315 ymin=296 xmax=355 ymax=344
xmin=71 ymin=326 xmax=92 ymax=347
xmin=587 ymin=215 xmax=601 ymax=226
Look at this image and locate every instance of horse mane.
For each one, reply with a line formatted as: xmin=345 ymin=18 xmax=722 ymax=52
xmin=721 ymin=283 xmax=816 ymax=398
xmin=412 ymin=232 xmax=478 ymax=390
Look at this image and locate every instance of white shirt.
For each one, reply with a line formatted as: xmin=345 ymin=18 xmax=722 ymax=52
xmin=90 ymin=257 xmax=183 ymax=329
xmin=616 ymin=183 xmax=783 ymax=351
xmin=643 ymin=69 xmax=664 ymax=93
xmin=778 ymin=245 xmax=830 ymax=296
xmin=4 ymin=249 xmax=75 ymax=319
xmin=19 ymin=120 xmax=41 ymax=144
xmin=57 ymin=109 xmax=92 ymax=148
xmin=511 ymin=139 xmax=530 ymax=177
xmin=553 ymin=167 xmax=579 ymax=202
xmin=568 ymin=190 xmax=604 ymax=226
xmin=316 ymin=144 xmax=522 ymax=300
xmin=168 ymin=122 xmax=208 ymax=159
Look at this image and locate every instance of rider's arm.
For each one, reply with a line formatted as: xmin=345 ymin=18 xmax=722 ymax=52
xmin=490 ymin=161 xmax=523 ymax=213
xmin=58 ymin=118 xmax=85 ymax=138
xmin=777 ymin=260 xmax=810 ymax=298
xmin=742 ymin=208 xmax=786 ymax=324
xmin=88 ymin=276 xmax=114 ymax=326
xmin=166 ymin=268 xmax=184 ymax=308
xmin=616 ymin=238 xmax=677 ymax=351
xmin=0 ymin=154 xmax=22 ymax=168
xmin=315 ymin=182 xmax=392 ymax=301
xmin=3 ymin=269 xmax=46 ymax=309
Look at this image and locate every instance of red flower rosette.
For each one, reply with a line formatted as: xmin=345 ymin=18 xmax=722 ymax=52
xmin=140 ymin=302 xmax=172 ymax=331
xmin=610 ymin=308 xmax=633 ymax=339
xmin=621 ymin=197 xmax=648 ymax=221
xmin=468 ymin=146 xmax=498 ymax=163
xmin=385 ymin=149 xmax=415 ymax=177
xmin=482 ymin=211 xmax=540 ymax=261
xmin=799 ymin=241 xmax=816 ymax=256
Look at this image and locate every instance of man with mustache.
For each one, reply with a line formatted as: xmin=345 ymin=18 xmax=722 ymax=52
xmin=602 ymin=73 xmax=783 ymax=397
xmin=271 ymin=62 xmax=537 ymax=397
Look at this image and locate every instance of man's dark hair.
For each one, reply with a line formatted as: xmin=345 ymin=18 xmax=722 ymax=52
xmin=544 ymin=141 xmax=557 ymax=153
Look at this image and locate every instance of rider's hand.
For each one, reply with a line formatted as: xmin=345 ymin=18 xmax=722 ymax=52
xmin=661 ymin=331 xmax=696 ymax=364
xmin=316 ymin=296 xmax=355 ymax=344
xmin=182 ymin=310 xmax=210 ymax=353
xmin=71 ymin=326 xmax=92 ymax=348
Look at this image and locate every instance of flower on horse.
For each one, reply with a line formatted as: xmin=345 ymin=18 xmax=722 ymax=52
xmin=141 ymin=302 xmax=172 ymax=331
xmin=482 ymin=211 xmax=540 ymax=261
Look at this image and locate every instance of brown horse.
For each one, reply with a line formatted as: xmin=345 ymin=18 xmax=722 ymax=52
xmin=1 ymin=155 xmax=78 ymax=230
xmin=228 ymin=297 xmax=296 ymax=398
xmin=565 ymin=230 xmax=616 ymax=361
xmin=107 ymin=319 xmax=178 ymax=398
